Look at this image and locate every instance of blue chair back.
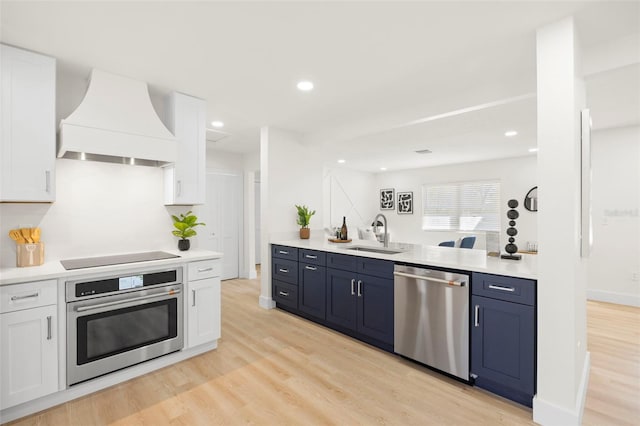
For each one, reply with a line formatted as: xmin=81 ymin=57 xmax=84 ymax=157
xmin=438 ymin=240 xmax=455 ymax=247
xmin=460 ymin=236 xmax=476 ymax=249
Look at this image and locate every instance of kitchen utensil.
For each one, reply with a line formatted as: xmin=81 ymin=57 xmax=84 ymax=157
xmin=20 ymin=228 xmax=33 ymax=243
xmin=9 ymin=229 xmax=26 ymax=243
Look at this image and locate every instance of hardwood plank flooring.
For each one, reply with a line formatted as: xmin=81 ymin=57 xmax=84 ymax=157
xmin=6 ymin=276 xmax=639 ymax=425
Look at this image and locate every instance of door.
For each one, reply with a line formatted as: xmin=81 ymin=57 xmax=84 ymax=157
xmin=471 ymin=295 xmax=535 ymax=395
xmin=325 ymin=268 xmax=357 ymax=330
xmin=356 ymin=274 xmax=394 ymax=345
xmin=0 ymin=305 xmax=58 ymax=409
xmin=203 ymin=172 xmax=241 ymax=280
xmin=188 ymin=277 xmax=221 ymax=348
xmin=298 ymin=264 xmax=326 ymax=320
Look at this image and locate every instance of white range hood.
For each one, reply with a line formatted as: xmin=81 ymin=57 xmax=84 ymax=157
xmin=58 ymin=69 xmax=177 ymax=166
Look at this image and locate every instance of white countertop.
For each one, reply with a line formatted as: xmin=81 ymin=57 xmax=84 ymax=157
xmin=272 ymin=238 xmax=537 ymax=280
xmin=0 ymin=249 xmax=223 ymax=286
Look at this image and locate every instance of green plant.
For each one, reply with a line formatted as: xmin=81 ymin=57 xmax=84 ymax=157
xmin=295 ymin=205 xmax=316 ymax=228
xmin=171 ymin=211 xmax=205 ymax=239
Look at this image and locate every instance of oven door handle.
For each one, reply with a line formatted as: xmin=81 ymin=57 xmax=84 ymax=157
xmin=75 ymin=289 xmax=181 ymax=313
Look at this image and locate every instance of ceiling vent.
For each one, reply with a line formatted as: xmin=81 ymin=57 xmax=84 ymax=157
xmin=58 ymin=69 xmax=177 ymax=166
xmin=415 ymin=149 xmax=432 ymax=154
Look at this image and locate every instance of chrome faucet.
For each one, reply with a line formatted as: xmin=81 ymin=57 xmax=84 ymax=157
xmin=373 ymin=213 xmax=389 ymax=247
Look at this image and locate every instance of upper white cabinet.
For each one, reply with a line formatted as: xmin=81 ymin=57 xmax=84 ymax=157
xmin=164 ymin=92 xmax=206 ymax=205
xmin=0 ymin=44 xmax=56 ymax=202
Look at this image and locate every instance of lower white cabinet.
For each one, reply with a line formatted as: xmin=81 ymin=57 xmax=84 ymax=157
xmin=187 ymin=260 xmax=221 ymax=348
xmin=0 ymin=304 xmax=58 ymax=409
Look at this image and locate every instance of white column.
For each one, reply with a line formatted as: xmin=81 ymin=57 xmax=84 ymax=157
xmin=533 ymin=16 xmax=589 ymax=425
xmin=242 ymin=170 xmax=257 ymax=279
xmin=259 ymin=127 xmax=275 ymax=309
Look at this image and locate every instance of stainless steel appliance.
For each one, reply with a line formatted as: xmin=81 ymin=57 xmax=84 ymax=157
xmin=393 ymin=264 xmax=470 ymax=380
xmin=66 ymin=268 xmax=183 ymax=385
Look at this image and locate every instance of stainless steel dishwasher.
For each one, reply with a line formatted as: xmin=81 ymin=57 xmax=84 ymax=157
xmin=394 ymin=264 xmax=470 ymax=381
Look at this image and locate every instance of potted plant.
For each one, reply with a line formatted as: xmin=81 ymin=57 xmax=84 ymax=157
xmin=295 ymin=204 xmax=315 ymax=239
xmin=171 ymin=211 xmax=205 ymax=251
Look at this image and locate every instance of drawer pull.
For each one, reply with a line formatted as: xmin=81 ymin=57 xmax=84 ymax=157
xmin=197 ymin=267 xmax=214 ymax=273
xmin=10 ymin=292 xmax=39 ymax=301
xmin=305 ymin=254 xmax=317 ymax=259
xmin=279 ymin=291 xmax=289 ymax=297
xmin=488 ymin=284 xmax=515 ymax=292
xmin=192 ymin=289 xmax=196 ymax=307
xmin=279 ymin=268 xmax=289 ymax=273
xmin=305 ymin=265 xmax=317 ymax=271
xmin=278 ymin=250 xmax=289 ymax=255
xmin=47 ymin=316 xmax=52 ymax=340
xmin=474 ymin=305 xmax=480 ymax=327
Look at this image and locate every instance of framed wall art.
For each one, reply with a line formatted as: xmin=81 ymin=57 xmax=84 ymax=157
xmin=380 ymin=188 xmax=395 ymax=210
xmin=397 ymin=191 xmax=413 ymax=214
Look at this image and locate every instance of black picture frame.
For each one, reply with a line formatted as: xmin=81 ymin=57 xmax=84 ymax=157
xmin=380 ymin=188 xmax=395 ymax=210
xmin=397 ymin=191 xmax=413 ymax=214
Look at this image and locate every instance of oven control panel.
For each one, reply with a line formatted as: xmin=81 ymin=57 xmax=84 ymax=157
xmin=70 ymin=269 xmax=180 ymax=299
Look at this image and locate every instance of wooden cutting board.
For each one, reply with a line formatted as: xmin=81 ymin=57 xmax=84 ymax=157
xmin=328 ymin=238 xmax=352 ymax=243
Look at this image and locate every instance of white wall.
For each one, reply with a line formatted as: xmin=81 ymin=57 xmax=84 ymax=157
xmin=206 ymin=148 xmax=245 ymax=172
xmin=0 ymin=159 xmax=189 ymax=268
xmin=372 ymin=156 xmax=537 ymax=251
xmin=323 ymin=167 xmax=378 ymax=234
xmin=259 ymin=127 xmax=324 ymax=308
xmin=587 ymin=125 xmax=640 ymax=306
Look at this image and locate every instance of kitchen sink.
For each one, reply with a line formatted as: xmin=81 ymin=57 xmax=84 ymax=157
xmin=345 ymin=246 xmax=404 ymax=255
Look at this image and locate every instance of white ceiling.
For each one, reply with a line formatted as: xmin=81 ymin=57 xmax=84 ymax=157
xmin=1 ymin=1 xmax=638 ymax=172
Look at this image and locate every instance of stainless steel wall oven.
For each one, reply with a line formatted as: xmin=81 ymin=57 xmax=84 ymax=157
xmin=66 ymin=268 xmax=183 ymax=386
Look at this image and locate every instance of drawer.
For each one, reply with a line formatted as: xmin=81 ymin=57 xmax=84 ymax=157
xmin=327 ymin=253 xmax=357 ymax=272
xmin=272 ymin=258 xmax=298 ymax=285
xmin=272 ymin=245 xmax=298 ymax=261
xmin=299 ymin=249 xmax=326 ymax=266
xmin=188 ymin=259 xmax=221 ymax=281
xmin=472 ymin=272 xmax=536 ymax=306
xmin=356 ymin=257 xmax=394 ymax=279
xmin=0 ymin=279 xmax=57 ymax=313
xmin=273 ymin=280 xmax=298 ymax=310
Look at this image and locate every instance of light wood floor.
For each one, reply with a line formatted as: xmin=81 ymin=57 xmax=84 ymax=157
xmin=7 ymin=276 xmax=639 ymax=425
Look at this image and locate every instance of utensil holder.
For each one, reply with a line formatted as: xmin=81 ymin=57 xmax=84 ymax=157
xmin=16 ymin=243 xmax=45 ymax=267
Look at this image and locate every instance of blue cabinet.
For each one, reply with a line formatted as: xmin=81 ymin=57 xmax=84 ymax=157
xmin=326 ymin=255 xmax=394 ymax=346
xmin=298 ymin=250 xmax=327 ymax=320
xmin=471 ymin=272 xmax=536 ymax=407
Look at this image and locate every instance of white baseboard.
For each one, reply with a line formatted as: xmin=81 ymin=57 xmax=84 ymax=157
xmin=587 ymin=289 xmax=640 ymax=307
xmin=259 ymin=295 xmax=275 ymax=309
xmin=533 ymin=352 xmax=591 ymax=426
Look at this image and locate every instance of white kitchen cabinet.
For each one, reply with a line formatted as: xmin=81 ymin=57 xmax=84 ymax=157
xmin=187 ymin=259 xmax=221 ymax=348
xmin=164 ymin=92 xmax=206 ymax=205
xmin=0 ymin=279 xmax=59 ymax=410
xmin=0 ymin=44 xmax=56 ymax=202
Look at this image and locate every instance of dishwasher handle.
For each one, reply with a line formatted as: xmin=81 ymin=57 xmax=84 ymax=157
xmin=393 ymin=271 xmax=467 ymax=287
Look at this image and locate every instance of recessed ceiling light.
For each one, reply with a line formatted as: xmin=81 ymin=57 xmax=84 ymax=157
xmin=337 ymin=159 xmax=346 ymax=164
xmin=380 ymin=167 xmax=387 ymax=171
xmin=529 ymin=147 xmax=539 ymax=153
xmin=504 ymin=130 xmax=518 ymax=137
xmin=297 ymin=80 xmax=314 ymax=91
xmin=211 ymin=121 xmax=224 ymax=128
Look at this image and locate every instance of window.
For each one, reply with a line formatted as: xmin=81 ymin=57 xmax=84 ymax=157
xmin=422 ymin=180 xmax=501 ymax=232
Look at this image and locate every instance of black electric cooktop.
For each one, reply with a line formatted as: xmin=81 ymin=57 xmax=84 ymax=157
xmin=60 ymin=251 xmax=180 ymax=270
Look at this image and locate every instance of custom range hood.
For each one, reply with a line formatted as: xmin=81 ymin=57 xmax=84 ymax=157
xmin=58 ymin=69 xmax=177 ymax=166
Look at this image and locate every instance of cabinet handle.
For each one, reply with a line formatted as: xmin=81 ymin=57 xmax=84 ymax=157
xmin=46 ymin=316 xmax=52 ymax=340
xmin=10 ymin=292 xmax=39 ymax=301
xmin=279 ymin=291 xmax=289 ymax=297
xmin=474 ymin=305 xmax=480 ymax=327
xmin=279 ymin=268 xmax=289 ymax=273
xmin=305 ymin=265 xmax=317 ymax=271
xmin=278 ymin=250 xmax=289 ymax=255
xmin=177 ymin=180 xmax=182 ymax=197
xmin=488 ymin=284 xmax=515 ymax=292
xmin=357 ymin=280 xmax=362 ymax=297
xmin=305 ymin=254 xmax=317 ymax=259
xmin=351 ymin=279 xmax=355 ymax=296
xmin=45 ymin=170 xmax=51 ymax=193
xmin=192 ymin=289 xmax=196 ymax=307
xmin=197 ymin=267 xmax=214 ymax=272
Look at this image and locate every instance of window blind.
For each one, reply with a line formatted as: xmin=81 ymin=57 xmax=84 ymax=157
xmin=422 ymin=180 xmax=501 ymax=232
